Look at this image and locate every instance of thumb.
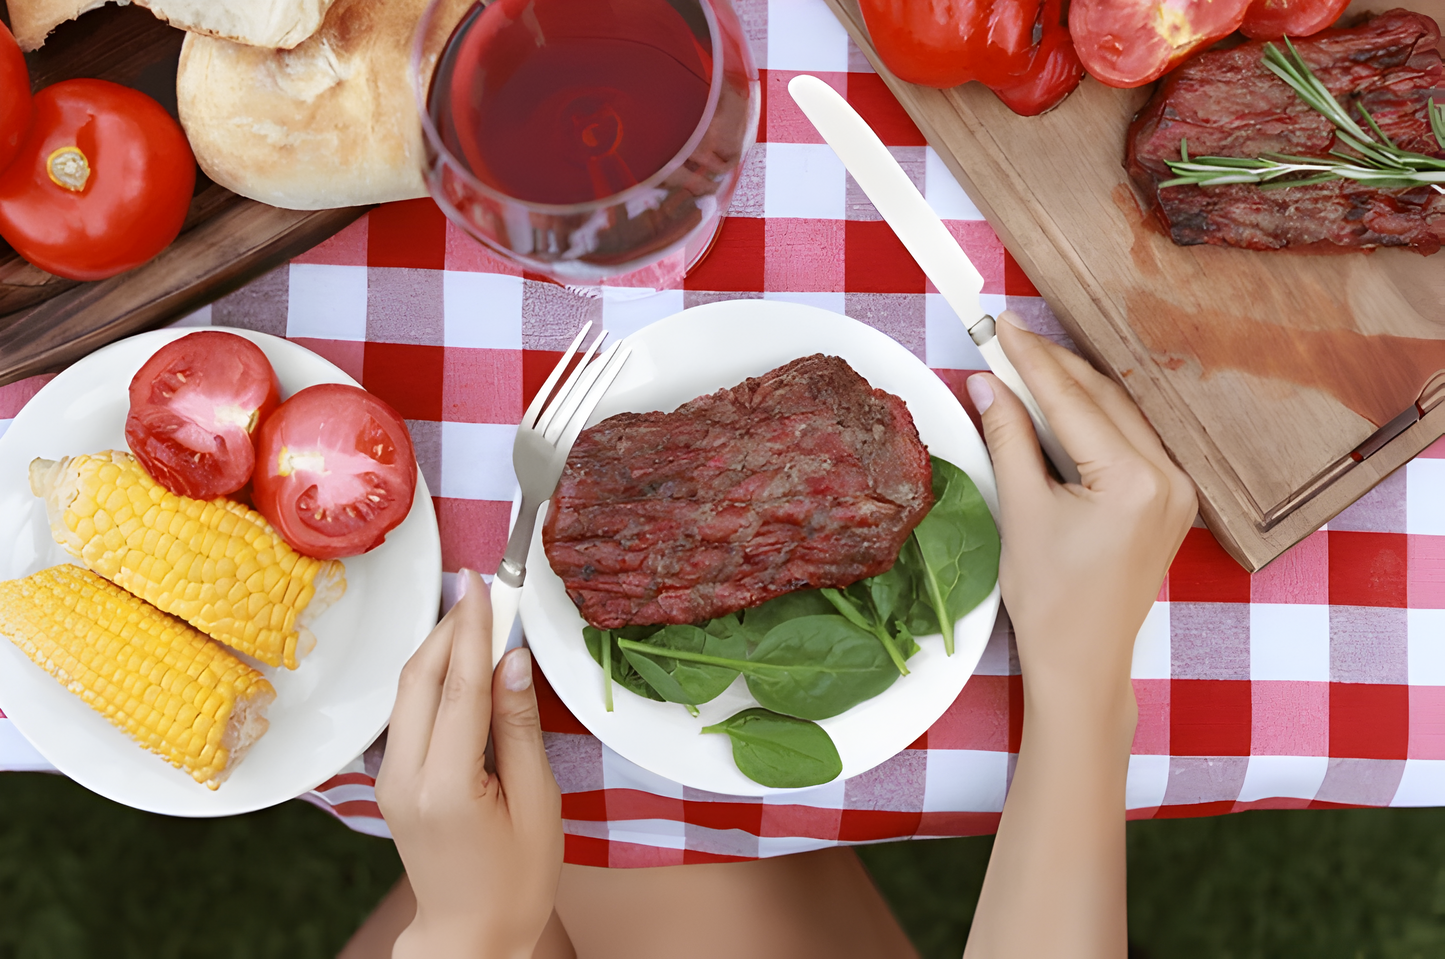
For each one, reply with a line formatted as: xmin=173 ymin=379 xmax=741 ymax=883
xmin=967 ymin=372 xmax=1051 ymax=504
xmin=491 ymin=648 xmax=560 ymax=821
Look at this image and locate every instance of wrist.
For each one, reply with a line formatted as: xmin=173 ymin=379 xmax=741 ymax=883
xmin=1020 ymin=676 xmax=1137 ymax=754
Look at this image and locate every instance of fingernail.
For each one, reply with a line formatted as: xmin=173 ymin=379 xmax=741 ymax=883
xmin=966 ymin=374 xmax=995 ymax=415
xmin=502 ymin=648 xmax=533 ymax=691
xmin=998 ymin=310 xmax=1025 ymax=330
xmin=457 ymin=569 xmax=472 ymax=599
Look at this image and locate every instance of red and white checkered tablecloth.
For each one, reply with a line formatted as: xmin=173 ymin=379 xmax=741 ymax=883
xmin=4 ymin=0 xmax=1445 ymax=865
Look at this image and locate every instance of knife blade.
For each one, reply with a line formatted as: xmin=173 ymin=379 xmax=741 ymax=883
xmin=786 ymin=73 xmax=1080 ymax=485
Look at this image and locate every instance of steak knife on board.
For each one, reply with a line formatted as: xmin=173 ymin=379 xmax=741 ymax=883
xmin=824 ymin=0 xmax=1445 ymax=571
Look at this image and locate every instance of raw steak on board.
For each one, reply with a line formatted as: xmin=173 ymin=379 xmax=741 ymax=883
xmin=1127 ymin=9 xmax=1445 ymax=254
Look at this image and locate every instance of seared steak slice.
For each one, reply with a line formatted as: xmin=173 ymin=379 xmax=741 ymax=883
xmin=1126 ymin=9 xmax=1445 ymax=253
xmin=542 ymin=354 xmax=934 ymax=629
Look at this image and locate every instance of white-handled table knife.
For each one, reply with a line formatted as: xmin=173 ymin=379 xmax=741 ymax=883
xmin=787 ymin=74 xmax=1080 ymax=485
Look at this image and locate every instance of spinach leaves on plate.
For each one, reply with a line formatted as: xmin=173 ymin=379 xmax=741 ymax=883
xmin=619 ymin=614 xmax=901 ymax=720
xmin=702 ymin=708 xmax=842 ymax=788
xmin=582 ymin=455 xmax=998 ymax=786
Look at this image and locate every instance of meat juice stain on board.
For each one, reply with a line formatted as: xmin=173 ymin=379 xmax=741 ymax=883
xmin=1109 ymin=182 xmax=1445 ymax=428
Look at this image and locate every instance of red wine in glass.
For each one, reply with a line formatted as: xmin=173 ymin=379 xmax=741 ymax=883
xmin=415 ymin=0 xmax=759 ymax=282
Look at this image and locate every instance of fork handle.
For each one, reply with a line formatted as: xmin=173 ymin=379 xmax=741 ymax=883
xmin=489 ymin=577 xmax=522 ymax=669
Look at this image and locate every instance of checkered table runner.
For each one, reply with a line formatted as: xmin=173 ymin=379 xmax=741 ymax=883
xmin=4 ymin=0 xmax=1445 ymax=866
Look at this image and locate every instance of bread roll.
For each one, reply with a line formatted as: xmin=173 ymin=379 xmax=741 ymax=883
xmin=177 ymin=0 xmax=467 ymax=210
xmin=7 ymin=0 xmax=341 ymax=51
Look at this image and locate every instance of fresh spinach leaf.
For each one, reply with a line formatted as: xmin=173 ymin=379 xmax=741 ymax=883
xmin=584 ymin=625 xmax=664 ymax=703
xmin=620 ymin=623 xmax=747 ymax=710
xmin=821 ymin=586 xmax=910 ymax=676
xmin=746 ymin=615 xmax=902 ymax=718
xmin=702 ymin=708 xmax=842 ymax=788
xmin=911 ymin=456 xmax=1000 ymax=654
xmin=741 ymin=590 xmax=835 ymax=639
xmin=619 ymin=615 xmax=899 ymax=720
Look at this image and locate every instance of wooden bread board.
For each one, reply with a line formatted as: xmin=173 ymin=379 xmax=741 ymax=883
xmin=826 ymin=0 xmax=1445 ymax=571
xmin=0 ymin=3 xmax=364 ymax=386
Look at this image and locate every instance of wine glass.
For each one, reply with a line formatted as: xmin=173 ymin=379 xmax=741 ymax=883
xmin=413 ymin=0 xmax=760 ymax=284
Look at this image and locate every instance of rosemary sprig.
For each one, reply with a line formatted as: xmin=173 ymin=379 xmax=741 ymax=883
xmin=1161 ymin=38 xmax=1445 ymax=194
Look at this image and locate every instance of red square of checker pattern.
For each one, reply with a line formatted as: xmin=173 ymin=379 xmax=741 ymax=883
xmin=845 ymin=73 xmax=926 ymax=146
xmin=361 ymin=342 xmax=445 ymax=422
xmin=923 ymin=674 xmax=1022 ymax=752
xmin=1329 ymin=531 xmax=1408 ymax=608
xmin=367 ymin=199 xmax=447 ymax=270
xmin=1169 ymin=528 xmax=1251 ymax=604
xmin=1002 ymin=249 xmax=1040 ymax=297
xmin=1170 ymin=679 xmax=1251 ymax=756
xmin=1330 ymin=682 xmax=1409 ymax=759
xmin=435 ymin=497 xmax=510 ymax=575
xmin=684 ymin=216 xmax=765 ymax=292
xmin=844 ymin=220 xmax=925 ymax=294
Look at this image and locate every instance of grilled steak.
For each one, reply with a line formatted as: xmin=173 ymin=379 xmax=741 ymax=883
xmin=542 ymin=354 xmax=934 ymax=629
xmin=1126 ymin=9 xmax=1445 ymax=254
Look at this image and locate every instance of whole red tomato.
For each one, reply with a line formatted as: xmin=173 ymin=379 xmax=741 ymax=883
xmin=0 ymin=79 xmax=195 ymax=281
xmin=253 ymin=384 xmax=418 ymax=560
xmin=859 ymin=0 xmax=1044 ymax=89
xmin=0 ymin=22 xmax=31 ymax=174
xmin=126 ymin=331 xmax=282 ymax=500
xmin=1240 ymin=0 xmax=1350 ymax=39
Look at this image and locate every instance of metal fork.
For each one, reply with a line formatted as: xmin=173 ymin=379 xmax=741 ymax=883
xmin=489 ymin=322 xmax=631 ymax=666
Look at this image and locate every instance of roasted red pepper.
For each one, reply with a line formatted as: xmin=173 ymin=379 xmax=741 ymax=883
xmin=985 ymin=0 xmax=1084 ymax=115
xmin=859 ymin=0 xmax=1084 ymax=115
xmin=1239 ymin=0 xmax=1350 ymax=39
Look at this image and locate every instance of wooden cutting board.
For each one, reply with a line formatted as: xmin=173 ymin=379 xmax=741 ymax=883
xmin=826 ymin=0 xmax=1445 ymax=571
xmin=0 ymin=3 xmax=365 ymax=386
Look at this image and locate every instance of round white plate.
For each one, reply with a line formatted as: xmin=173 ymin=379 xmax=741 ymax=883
xmin=521 ymin=300 xmax=1000 ymax=796
xmin=0 ymin=328 xmax=441 ymax=816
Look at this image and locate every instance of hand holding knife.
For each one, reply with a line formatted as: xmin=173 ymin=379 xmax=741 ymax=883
xmin=787 ymin=74 xmax=1081 ymax=485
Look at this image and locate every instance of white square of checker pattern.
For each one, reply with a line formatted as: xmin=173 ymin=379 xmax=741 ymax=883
xmin=765 ymin=0 xmax=849 ymax=71
xmin=1250 ymin=604 xmax=1330 ymax=682
xmin=924 ymin=148 xmax=985 ymax=221
xmin=438 ymin=422 xmax=519 ymax=502
xmin=763 ymin=143 xmax=847 ymax=220
xmin=1408 ymin=609 xmax=1445 ymax=685
xmin=923 ymin=750 xmax=1008 ymax=813
xmin=286 ymin=264 xmax=368 ymax=341
xmin=1125 ymin=754 xmax=1170 ymax=810
xmin=1131 ymin=601 xmax=1171 ymax=680
xmin=443 ymin=271 xmax=524 ymax=349
xmin=1408 ymin=459 xmax=1445 ymax=535
xmin=1238 ymin=755 xmax=1329 ymax=802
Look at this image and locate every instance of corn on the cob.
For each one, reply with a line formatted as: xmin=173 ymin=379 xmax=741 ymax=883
xmin=30 ymin=452 xmax=346 ymax=670
xmin=0 ymin=565 xmax=275 ymax=789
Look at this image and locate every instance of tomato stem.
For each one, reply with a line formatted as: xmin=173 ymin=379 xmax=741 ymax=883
xmin=47 ymin=146 xmax=90 ymax=192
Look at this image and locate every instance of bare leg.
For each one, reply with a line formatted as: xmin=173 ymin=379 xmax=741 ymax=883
xmin=554 ymin=848 xmax=918 ymax=959
xmin=336 ymin=873 xmax=576 ymax=959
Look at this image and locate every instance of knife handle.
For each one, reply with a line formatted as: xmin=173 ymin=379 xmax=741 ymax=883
xmin=970 ymin=317 xmax=1082 ymax=485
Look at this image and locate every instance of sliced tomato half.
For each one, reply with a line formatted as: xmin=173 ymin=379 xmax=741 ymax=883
xmin=125 ymin=331 xmax=281 ymax=500
xmin=253 ymin=384 xmax=418 ymax=560
xmin=1239 ymin=0 xmax=1350 ymax=39
xmin=1069 ymin=0 xmax=1253 ymax=88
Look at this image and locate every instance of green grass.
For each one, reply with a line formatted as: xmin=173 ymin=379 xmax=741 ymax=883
xmin=8 ymin=771 xmax=1445 ymax=957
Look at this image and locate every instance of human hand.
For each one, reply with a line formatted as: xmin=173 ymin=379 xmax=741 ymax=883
xmin=966 ymin=314 xmax=1197 ymax=727
xmin=375 ymin=569 xmax=563 ymax=959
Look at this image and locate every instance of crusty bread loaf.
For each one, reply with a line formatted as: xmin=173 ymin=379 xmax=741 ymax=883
xmin=7 ymin=0 xmax=341 ymax=51
xmin=176 ymin=0 xmax=468 ymax=210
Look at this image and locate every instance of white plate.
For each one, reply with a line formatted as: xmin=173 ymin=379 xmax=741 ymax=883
xmin=521 ymin=300 xmax=1000 ymax=796
xmin=0 ymin=328 xmax=441 ymax=816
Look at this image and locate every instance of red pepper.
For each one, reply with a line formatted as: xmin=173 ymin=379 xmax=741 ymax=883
xmin=1239 ymin=0 xmax=1350 ymax=39
xmin=859 ymin=0 xmax=1046 ymax=89
xmin=985 ymin=0 xmax=1084 ymax=116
